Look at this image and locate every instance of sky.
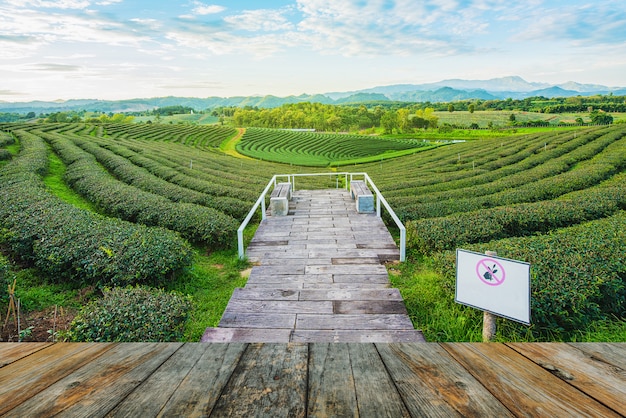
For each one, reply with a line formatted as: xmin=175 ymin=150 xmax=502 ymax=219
xmin=1 ymin=0 xmax=626 ymax=102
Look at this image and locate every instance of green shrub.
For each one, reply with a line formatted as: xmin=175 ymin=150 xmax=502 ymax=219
xmin=67 ymin=286 xmax=192 ymax=342
xmin=43 ymin=132 xmax=238 ymax=248
xmin=0 ymin=254 xmax=10 ymax=305
xmin=0 ymin=129 xmax=193 ymax=287
xmin=0 ymin=149 xmax=11 ymax=161
xmin=408 ymin=180 xmax=626 ymax=255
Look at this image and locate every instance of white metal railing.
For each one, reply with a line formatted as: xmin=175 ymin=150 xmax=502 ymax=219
xmin=237 ymin=172 xmax=406 ymax=261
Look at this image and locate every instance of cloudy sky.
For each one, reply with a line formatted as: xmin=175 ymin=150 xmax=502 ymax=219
xmin=1 ymin=0 xmax=625 ymax=102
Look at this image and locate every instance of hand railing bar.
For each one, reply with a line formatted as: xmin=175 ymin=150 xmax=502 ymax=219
xmin=363 ymin=173 xmax=406 ymax=262
xmin=237 ymin=175 xmax=277 ymax=259
xmin=238 ymin=172 xmax=406 ymax=261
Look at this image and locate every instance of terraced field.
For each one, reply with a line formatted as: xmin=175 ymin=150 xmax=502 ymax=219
xmin=236 ymin=127 xmax=438 ymax=166
xmin=1 ymin=122 xmax=625 ymax=336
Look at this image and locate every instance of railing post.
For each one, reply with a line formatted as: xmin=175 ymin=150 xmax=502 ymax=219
xmin=237 ymin=228 xmax=244 ymax=259
xmin=400 ymin=227 xmax=406 ymax=262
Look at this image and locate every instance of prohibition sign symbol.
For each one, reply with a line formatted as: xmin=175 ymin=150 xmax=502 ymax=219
xmin=476 ymin=258 xmax=505 ymax=286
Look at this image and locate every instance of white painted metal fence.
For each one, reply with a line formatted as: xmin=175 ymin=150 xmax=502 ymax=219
xmin=237 ymin=172 xmax=406 ymax=261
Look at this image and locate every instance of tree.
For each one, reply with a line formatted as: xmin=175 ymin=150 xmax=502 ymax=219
xmin=468 ymin=104 xmax=475 ymax=114
xmin=380 ymin=110 xmax=398 ymax=134
xmin=590 ymin=111 xmax=613 ymax=125
xmin=448 ymin=104 xmax=455 ymax=112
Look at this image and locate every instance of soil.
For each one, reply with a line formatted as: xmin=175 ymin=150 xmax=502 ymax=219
xmin=1 ymin=306 xmax=76 ymax=342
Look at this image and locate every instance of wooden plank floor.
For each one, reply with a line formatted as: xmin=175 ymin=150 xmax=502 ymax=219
xmin=1 ymin=342 xmax=624 ymax=417
xmin=203 ymin=189 xmax=425 ymax=343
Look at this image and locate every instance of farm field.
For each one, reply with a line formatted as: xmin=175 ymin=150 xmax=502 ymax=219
xmin=434 ymin=110 xmax=626 ymax=127
xmin=1 ymin=122 xmax=625 ymax=342
xmin=235 ymin=127 xmax=439 ymax=166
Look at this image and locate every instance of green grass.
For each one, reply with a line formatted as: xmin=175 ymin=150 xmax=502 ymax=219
xmin=10 ymin=268 xmax=91 ymax=312
xmin=43 ymin=151 xmax=99 ymax=212
xmin=389 ymin=257 xmax=483 ymax=342
xmin=390 ymin=256 xmax=626 ymax=342
xmin=165 ymin=249 xmax=248 ymax=341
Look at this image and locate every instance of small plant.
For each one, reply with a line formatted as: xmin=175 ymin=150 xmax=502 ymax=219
xmin=67 ymin=286 xmax=192 ymax=342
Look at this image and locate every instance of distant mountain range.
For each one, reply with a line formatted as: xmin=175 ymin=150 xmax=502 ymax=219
xmin=2 ymin=76 xmax=625 ymax=114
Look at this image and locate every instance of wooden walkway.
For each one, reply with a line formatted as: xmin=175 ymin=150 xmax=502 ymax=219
xmin=1 ymin=342 xmax=625 ymax=416
xmin=202 ymin=189 xmax=425 ymax=343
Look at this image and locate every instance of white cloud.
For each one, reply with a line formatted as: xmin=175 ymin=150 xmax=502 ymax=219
xmin=192 ymin=2 xmax=225 ymax=16
xmin=4 ymin=0 xmax=90 ymax=9
xmin=224 ymin=9 xmax=294 ymax=32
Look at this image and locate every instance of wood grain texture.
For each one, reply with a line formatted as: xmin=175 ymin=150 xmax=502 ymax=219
xmin=442 ymin=343 xmax=620 ymax=417
xmin=211 ymin=343 xmax=308 ymax=417
xmin=0 ymin=342 xmax=51 ymax=368
xmin=508 ymin=342 xmax=626 ymax=415
xmin=307 ymin=343 xmax=358 ymax=417
xmin=377 ymin=343 xmax=513 ymax=417
xmin=0 ymin=343 xmax=115 ymax=415
xmin=6 ymin=342 xmax=181 ymax=417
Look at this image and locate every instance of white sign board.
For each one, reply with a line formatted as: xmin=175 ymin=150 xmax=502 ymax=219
xmin=456 ymin=249 xmax=531 ymax=325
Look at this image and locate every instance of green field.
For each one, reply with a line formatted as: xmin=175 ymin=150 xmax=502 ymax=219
xmin=1 ymin=121 xmax=624 ymax=342
xmin=236 ymin=127 xmax=439 ymax=166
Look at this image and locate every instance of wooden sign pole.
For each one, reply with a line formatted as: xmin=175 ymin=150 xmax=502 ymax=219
xmin=482 ymin=251 xmax=497 ymax=342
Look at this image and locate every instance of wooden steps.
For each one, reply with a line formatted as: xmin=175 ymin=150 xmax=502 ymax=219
xmin=202 ymin=189 xmax=425 ymax=343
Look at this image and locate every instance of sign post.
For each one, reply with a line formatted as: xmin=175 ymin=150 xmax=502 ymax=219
xmin=456 ymin=249 xmax=531 ymax=341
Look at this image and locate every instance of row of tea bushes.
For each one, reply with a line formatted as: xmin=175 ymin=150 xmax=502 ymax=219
xmin=0 ymin=129 xmax=193 ymax=286
xmin=69 ymin=136 xmax=250 ymax=220
xmin=408 ymin=174 xmax=626 ymax=254
xmin=397 ymin=127 xmax=626 ymax=221
xmin=42 ymin=131 xmax=239 ymax=248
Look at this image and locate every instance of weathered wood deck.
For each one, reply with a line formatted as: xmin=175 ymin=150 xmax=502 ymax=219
xmin=1 ymin=342 xmax=624 ymax=416
xmin=203 ymin=189 xmax=424 ymax=343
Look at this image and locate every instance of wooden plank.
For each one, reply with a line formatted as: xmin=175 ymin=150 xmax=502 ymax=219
xmin=201 ymin=328 xmax=292 ymax=343
xmin=299 ymin=288 xmax=403 ymax=301
xmin=0 ymin=342 xmax=52 ymax=368
xmin=223 ymin=299 xmax=333 ymax=314
xmin=349 ymin=344 xmax=410 ymax=417
xmin=334 ymin=300 xmax=408 ymax=315
xmin=292 ymin=330 xmax=426 ymax=343
xmin=6 ymin=342 xmax=181 ymax=417
xmin=106 ymin=343 xmax=212 ymax=416
xmin=306 ymin=264 xmax=388 ymax=275
xmin=377 ymin=343 xmax=514 ymax=417
xmin=0 ymin=343 xmax=115 ymax=416
xmin=219 ymin=312 xmax=296 ymax=329
xmin=211 ymin=343 xmax=308 ymax=417
xmin=569 ymin=342 xmax=626 ymax=369
xmin=331 ymin=257 xmax=380 ymax=265
xmin=147 ymin=343 xmax=247 ymax=417
xmin=296 ymin=314 xmax=414 ymax=330
xmin=508 ymin=342 xmax=626 ymax=415
xmin=307 ymin=343 xmax=358 ymax=417
xmin=333 ymin=274 xmax=390 ymax=284
xmin=442 ymin=343 xmax=620 ymax=417
xmin=231 ymin=287 xmax=300 ymax=301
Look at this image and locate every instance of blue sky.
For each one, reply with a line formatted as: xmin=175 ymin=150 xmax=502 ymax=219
xmin=1 ymin=0 xmax=625 ymax=101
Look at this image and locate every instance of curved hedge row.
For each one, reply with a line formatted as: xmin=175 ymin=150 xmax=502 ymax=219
xmin=68 ymin=136 xmax=250 ymax=220
xmin=408 ymin=175 xmax=626 ymax=254
xmin=42 ymin=131 xmax=239 ymax=248
xmin=0 ymin=130 xmax=193 ymax=287
xmin=431 ymin=211 xmax=626 ymax=333
xmin=396 ymin=128 xmax=626 ymax=221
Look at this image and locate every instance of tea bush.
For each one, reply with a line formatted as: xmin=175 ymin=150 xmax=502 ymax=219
xmin=43 ymin=132 xmax=238 ymax=248
xmin=67 ymin=286 xmax=192 ymax=342
xmin=408 ymin=178 xmax=626 ymax=254
xmin=0 ymin=130 xmax=193 ymax=287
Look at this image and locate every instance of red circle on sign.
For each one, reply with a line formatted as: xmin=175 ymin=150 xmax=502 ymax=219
xmin=476 ymin=258 xmax=506 ymax=286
